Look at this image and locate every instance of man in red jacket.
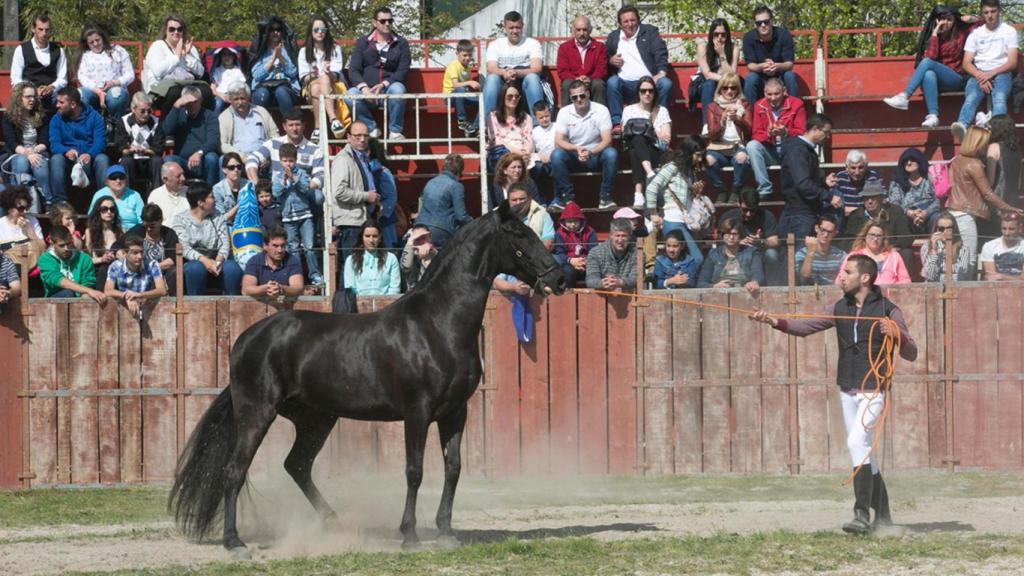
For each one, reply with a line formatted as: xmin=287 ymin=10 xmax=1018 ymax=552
xmin=556 ymin=16 xmax=608 ymax=106
xmin=746 ymin=78 xmax=805 ymax=200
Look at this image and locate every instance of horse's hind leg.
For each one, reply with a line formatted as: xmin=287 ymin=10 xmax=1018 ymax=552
xmin=282 ymin=409 xmax=339 ymax=522
xmin=223 ymin=403 xmax=277 ymax=557
xmin=435 ymin=406 xmax=467 ymax=546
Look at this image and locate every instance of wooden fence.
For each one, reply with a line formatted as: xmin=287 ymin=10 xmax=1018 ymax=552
xmin=0 ymin=284 xmax=1021 ymax=489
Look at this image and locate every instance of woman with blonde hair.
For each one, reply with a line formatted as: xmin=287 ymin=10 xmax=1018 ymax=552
xmin=835 ymin=220 xmax=911 ymax=285
xmin=704 ymin=72 xmax=751 ymax=205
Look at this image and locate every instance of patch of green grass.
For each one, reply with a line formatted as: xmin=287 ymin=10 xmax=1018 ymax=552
xmin=0 ymin=486 xmax=170 ymax=528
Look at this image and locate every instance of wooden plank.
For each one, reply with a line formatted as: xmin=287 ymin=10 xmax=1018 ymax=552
xmin=547 ymin=293 xmax=579 ymax=476
xmin=606 ymin=295 xmax=636 ymax=475
xmin=995 ymin=285 xmax=1023 ymax=469
xmin=671 ymin=292 xmax=702 ymax=474
xmin=576 ymin=293 xmax=608 ymax=474
xmin=519 ymin=296 xmax=550 ymax=475
xmin=28 ymin=303 xmax=60 ymax=486
xmin=642 ymin=297 xmax=674 ymax=476
xmin=55 ymin=303 xmax=71 ymax=485
xmin=183 ymin=301 xmax=219 ymax=443
xmin=795 ymin=290 xmax=831 ymax=473
xmin=96 ymin=305 xmax=121 ymax=483
xmin=759 ymin=290 xmax=791 ymax=474
xmin=118 ymin=300 xmax=143 ymax=483
xmin=925 ymin=285 xmax=947 ymax=468
xmin=67 ymin=304 xmax=100 ymax=484
xmin=952 ymin=286 xmax=980 ymax=468
xmin=820 ymin=289 xmax=848 ymax=473
xmin=728 ymin=291 xmax=762 ymax=473
xmin=887 ymin=286 xmax=929 ymax=470
xmin=0 ymin=312 xmax=26 ymax=487
xmin=699 ymin=291 xmax=731 ymax=474
xmin=486 ymin=296 xmax=521 ymax=476
xmin=141 ymin=301 xmax=177 ymax=482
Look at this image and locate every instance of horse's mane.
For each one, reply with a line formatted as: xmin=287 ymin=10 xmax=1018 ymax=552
xmin=406 ymin=211 xmax=501 ymax=295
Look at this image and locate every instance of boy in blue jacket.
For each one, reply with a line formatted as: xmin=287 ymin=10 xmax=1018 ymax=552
xmin=272 ymin=143 xmax=322 ymax=285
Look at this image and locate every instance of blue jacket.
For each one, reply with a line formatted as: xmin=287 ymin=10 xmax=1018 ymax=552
xmin=250 ymin=50 xmax=300 ymax=94
xmin=348 ymin=33 xmax=411 ymax=88
xmin=418 ymin=170 xmax=473 ymax=234
xmin=653 ymin=227 xmax=703 ymax=288
xmin=272 ymin=166 xmax=314 ymax=221
xmin=49 ymin=105 xmax=105 ymax=158
xmin=605 ymin=24 xmax=671 ymax=77
xmin=697 ymin=245 xmax=766 ymax=287
xmin=163 ymin=107 xmax=220 ymax=157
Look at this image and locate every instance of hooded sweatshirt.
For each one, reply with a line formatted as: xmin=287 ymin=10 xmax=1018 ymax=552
xmin=553 ymin=201 xmax=598 ymax=265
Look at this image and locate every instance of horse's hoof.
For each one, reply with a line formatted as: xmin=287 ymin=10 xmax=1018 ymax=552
xmin=228 ymin=546 xmax=252 ymax=560
xmin=436 ymin=534 xmax=462 ymax=550
xmin=401 ymin=539 xmax=422 ymax=552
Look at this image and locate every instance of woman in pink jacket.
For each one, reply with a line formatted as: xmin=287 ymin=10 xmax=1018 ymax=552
xmin=836 ymin=220 xmax=911 ymax=285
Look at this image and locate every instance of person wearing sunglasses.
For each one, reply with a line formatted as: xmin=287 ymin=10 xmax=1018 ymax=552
xmin=921 ymin=212 xmax=974 ymax=282
xmin=0 ymin=187 xmax=46 ymax=271
xmin=704 ymin=73 xmax=752 ymax=205
xmin=605 ymin=5 xmax=672 ymax=133
xmin=741 ymin=5 xmax=799 ymax=105
xmin=88 ymin=165 xmax=144 ymax=229
xmin=83 ymin=197 xmax=125 ymax=288
xmin=551 ymin=80 xmax=619 ymax=211
xmin=142 ymin=14 xmax=211 ymax=117
xmin=249 ymin=16 xmax=301 ymax=115
xmin=114 ymin=92 xmax=165 ymax=195
xmin=299 ymin=16 xmax=348 ymax=140
xmin=347 ymin=7 xmax=411 ymax=140
xmin=211 ymin=153 xmax=250 ymax=226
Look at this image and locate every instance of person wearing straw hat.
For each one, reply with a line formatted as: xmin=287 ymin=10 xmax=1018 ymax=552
xmin=750 ymin=254 xmax=918 ymax=535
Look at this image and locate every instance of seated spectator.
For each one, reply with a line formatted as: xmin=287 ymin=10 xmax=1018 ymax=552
xmin=89 ymin=165 xmax=144 ymax=229
xmin=556 ymin=16 xmax=608 ymax=106
xmin=718 ymin=188 xmax=782 ymax=275
xmin=831 ymin=150 xmax=883 ymax=222
xmin=114 ymin=92 xmax=164 ymax=195
xmin=444 ymin=39 xmax=481 ymax=136
xmin=3 ymin=82 xmax=51 ymax=203
xmin=299 ymin=16 xmax=347 ymax=140
xmin=551 ymin=80 xmax=618 ymax=211
xmin=695 ymin=19 xmax=741 ymax=124
xmin=585 ymin=217 xmax=636 ymax=291
xmin=986 ymin=114 xmax=1021 ymax=209
xmin=343 ymin=219 xmax=400 ymax=296
xmin=605 ymin=5 xmax=672 ymax=131
xmin=654 ymin=227 xmax=703 ymax=289
xmin=841 ymin=182 xmax=913 ymax=260
xmin=249 ymin=16 xmax=300 ymax=114
xmin=483 ymin=11 xmax=544 ymax=122
xmin=74 ymin=25 xmax=134 ymax=121
xmin=400 ymin=225 xmax=437 ymax=291
xmin=950 ymin=0 xmax=1018 ymax=141
xmin=742 ymin=5 xmax=799 ymax=104
xmin=143 ymin=14 xmax=212 ymax=116
xmin=883 ymin=6 xmax=979 ymax=127
xmin=794 ymin=214 xmax=847 ymax=286
xmin=346 ymin=7 xmax=411 ymax=139
xmin=104 ymin=234 xmax=167 ymax=318
xmin=698 ymin=217 xmax=764 ymax=294
xmin=219 ymin=84 xmax=278 ymax=159
xmin=622 ymin=75 xmax=672 ymax=209
xmin=117 ymin=204 xmax=179 ymax=294
xmin=10 ymin=14 xmax=67 ymax=111
xmin=552 ymin=201 xmax=597 ymax=287
xmin=508 ymin=182 xmax=554 ymax=251
xmin=980 ymin=213 xmax=1024 ymax=280
xmin=273 ymin=142 xmax=322 ymax=286
xmin=530 ymin=102 xmax=555 ymax=187
xmin=242 ymin=226 xmax=304 ymax=301
xmin=37 ymin=225 xmax=105 ymax=302
xmin=490 ymin=153 xmax=540 ymax=210
xmin=0 ymin=187 xmax=46 ymax=273
xmin=417 ymin=153 xmax=472 ymax=248
xmin=83 ymin=196 xmax=124 ymax=288
xmin=704 ymin=73 xmax=751 ymax=205
xmin=209 ymin=42 xmax=247 ymax=114
xmin=172 ymin=181 xmax=242 ymax=295
xmin=0 ymin=249 xmax=23 ymax=310
xmin=920 ymin=212 xmax=975 ymax=282
xmin=212 ymin=153 xmax=249 ymax=225
xmin=148 ymin=162 xmax=189 ymax=225
xmin=46 ymin=201 xmax=83 ymax=249
xmin=48 ymin=87 xmax=110 ymax=204
xmin=646 ymin=137 xmax=716 ymax=240
xmin=163 ymin=85 xmax=221 ymax=186
xmin=889 ymin=148 xmax=939 ymax=234
xmin=747 ymin=77 xmax=805 ymax=199
xmin=836 ymin=220 xmax=911 ymax=285
xmin=257 ymin=179 xmax=282 ymax=231
xmin=486 ymin=82 xmax=534 ymax=172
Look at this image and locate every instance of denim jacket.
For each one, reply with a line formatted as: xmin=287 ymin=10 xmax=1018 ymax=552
xmin=697 ymin=245 xmax=765 ymax=287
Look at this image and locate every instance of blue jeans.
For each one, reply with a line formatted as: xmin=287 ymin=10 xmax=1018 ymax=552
xmin=346 ymin=82 xmax=407 ymax=134
xmin=958 ymin=71 xmax=1011 ymax=124
xmin=252 ymin=84 xmax=298 ymax=114
xmin=746 ymin=140 xmax=781 ymax=199
xmin=451 ymin=86 xmax=479 ymax=124
xmin=607 ymin=75 xmax=673 ymax=124
xmin=8 ymin=154 xmax=51 ymax=201
xmin=80 ymin=86 xmax=130 ymax=118
xmin=333 ymin=225 xmax=363 ymax=289
xmin=903 ymin=58 xmax=966 ymax=116
xmin=744 ymin=70 xmax=799 ymax=105
xmin=165 ymin=154 xmax=221 ymax=186
xmin=48 ymin=153 xmax=110 ymax=204
xmin=482 ymin=73 xmax=544 ymax=122
xmin=550 ymin=147 xmax=620 ymax=202
xmin=182 ymin=259 xmax=243 ymax=295
xmin=284 ymin=217 xmax=320 ymax=280
xmin=705 ymin=148 xmax=748 ymax=193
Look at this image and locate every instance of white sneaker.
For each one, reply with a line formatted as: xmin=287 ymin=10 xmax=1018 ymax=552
xmin=975 ymin=111 xmax=992 ymax=128
xmin=369 ymin=128 xmax=381 ymax=139
xmin=921 ymin=114 xmax=939 ymax=128
xmin=633 ymin=192 xmax=645 ymax=208
xmin=883 ymin=93 xmax=909 ymax=110
xmin=389 ymin=132 xmax=406 ymax=141
xmin=950 ymin=122 xmax=966 ymax=141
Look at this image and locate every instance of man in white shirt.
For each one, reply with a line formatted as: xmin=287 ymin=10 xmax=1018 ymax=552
xmin=604 ymin=5 xmax=672 ymax=131
xmin=148 ymin=162 xmax=190 ymax=225
xmin=483 ymin=11 xmax=545 ymax=121
xmin=980 ymin=214 xmax=1024 ymax=280
xmin=10 ymin=14 xmax=68 ymax=110
xmin=550 ymin=80 xmax=619 ymax=211
xmin=951 ymin=0 xmax=1019 ymax=139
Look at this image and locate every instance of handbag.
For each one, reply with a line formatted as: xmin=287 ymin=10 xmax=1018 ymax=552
xmin=687 ymin=72 xmax=705 ymax=112
xmin=622 ymin=118 xmax=657 ymax=150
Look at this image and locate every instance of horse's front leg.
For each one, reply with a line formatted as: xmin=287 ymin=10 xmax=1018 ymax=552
xmin=400 ymin=412 xmax=430 ymax=550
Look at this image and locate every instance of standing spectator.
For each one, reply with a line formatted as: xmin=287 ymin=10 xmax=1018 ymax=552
xmin=444 ymin=40 xmax=481 ymax=136
xmin=490 ymin=153 xmax=541 ymax=210
xmin=249 ymin=16 xmax=300 ymax=114
xmin=704 ymin=73 xmax=752 ymax=204
xmin=556 ymin=16 xmax=608 ymax=106
xmin=83 ymin=196 xmax=124 ymax=288
xmin=742 ymin=5 xmax=799 ymax=104
xmin=242 ymin=226 xmax=304 ymax=300
xmin=172 ymin=181 xmax=242 ymax=295
xmin=212 ymin=153 xmax=249 ymax=225
xmin=163 ymin=86 xmax=221 ymax=186
xmin=299 ymin=16 xmax=347 ymax=140
xmin=10 ymin=14 xmax=67 ymax=110
xmin=795 ymin=214 xmax=847 ymax=286
xmin=0 ymin=187 xmax=46 ymax=271
xmin=980 ymin=213 xmax=1024 ymax=280
xmin=841 ymin=182 xmax=914 ymax=261
xmin=417 ymin=153 xmax=472 ymax=248
xmin=695 ymin=19 xmax=741 ymax=124
xmin=483 ymin=11 xmax=544 ymax=121
xmin=245 ymin=108 xmax=324 ymax=196
xmin=551 ymin=80 xmax=618 ymax=210
xmin=605 ymin=5 xmax=672 ymax=131
xmin=920 ymin=212 xmax=975 ymax=282
xmin=118 ymin=204 xmax=179 ymax=294
xmin=585 ymin=217 xmax=636 ymax=291
xmin=343 ymin=219 xmax=400 ymax=296
xmin=718 ymin=188 xmax=782 ymax=275
xmin=104 ymin=234 xmax=167 ymax=317
xmin=698 ymin=217 xmax=764 ymax=294
xmin=951 ymin=0 xmax=1018 ymax=140
xmin=273 ymin=143 xmax=323 ymax=286
xmin=346 ymin=7 xmax=411 ymax=139
xmin=486 ymin=82 xmax=534 ymax=172
xmin=330 ymin=122 xmax=381 ymax=273
xmin=89 ymin=165 xmax=144 ymax=229
xmin=646 ymin=137 xmax=715 ymax=240
xmin=779 ymin=113 xmax=838 ymax=242
xmin=256 ymin=179 xmax=282 ymax=231
xmin=74 ymin=25 xmax=134 ymax=121
xmin=47 ymin=201 xmax=83 ymax=249
xmin=883 ymin=6 xmax=979 ymax=127
xmin=37 ymin=225 xmax=104 ymax=301
xmin=986 ymin=114 xmax=1021 ymax=208
xmin=48 ymin=87 xmax=110 ymax=204
xmin=888 ymin=148 xmax=940 ymax=234
xmin=400 ymin=224 xmax=437 ymax=291
xmin=0 ymin=249 xmax=23 ymax=311
xmin=114 ymin=92 xmax=164 ymax=195
xmin=218 ymin=84 xmax=279 ymax=159
xmin=209 ymin=43 xmax=247 ymax=114
xmin=747 ymin=77 xmax=805 ymax=200
xmin=3 ymin=82 xmax=51 ymax=203
xmin=836 ymin=221 xmax=911 ymax=286
xmin=622 ymin=76 xmax=673 ymax=209
xmin=143 ymin=14 xmax=212 ymax=117
xmin=831 ymin=150 xmax=883 ymax=222
xmin=148 ymin=162 xmax=189 ymax=225
xmin=654 ymin=227 xmax=703 ymax=289
xmin=552 ymin=201 xmax=598 ymax=287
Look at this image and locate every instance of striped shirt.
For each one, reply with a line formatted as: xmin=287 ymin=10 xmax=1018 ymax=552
xmin=0 ymin=252 xmax=18 ymax=285
xmin=920 ymin=241 xmax=974 ymax=282
xmin=794 ymin=245 xmax=847 ymax=286
xmin=830 ymin=169 xmax=882 ymax=212
xmin=106 ymin=257 xmax=162 ymax=293
xmin=246 ymin=136 xmax=324 ymax=188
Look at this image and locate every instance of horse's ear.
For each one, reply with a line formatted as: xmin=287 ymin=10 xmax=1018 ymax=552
xmin=496 ymin=200 xmax=512 ymax=221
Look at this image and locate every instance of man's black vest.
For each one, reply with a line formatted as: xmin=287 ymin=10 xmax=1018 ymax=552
xmin=832 ymin=287 xmax=897 ymax=391
xmin=21 ymin=40 xmax=60 ymax=86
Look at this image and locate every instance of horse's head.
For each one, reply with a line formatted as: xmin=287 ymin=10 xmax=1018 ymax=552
xmin=495 ymin=201 xmax=567 ymax=296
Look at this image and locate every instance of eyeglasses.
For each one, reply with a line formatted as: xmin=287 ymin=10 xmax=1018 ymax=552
xmin=12 ymin=203 xmax=30 ymax=211
xmin=638 ymin=88 xmax=655 ymax=94
xmin=108 ymin=174 xmax=127 ymax=181
xmin=167 ymin=26 xmax=182 ymax=33
xmin=505 ymin=93 xmax=521 ymax=100
xmin=99 ymin=205 xmax=116 ymax=214
xmin=936 ymin=225 xmax=954 ymax=231
xmin=377 ymin=18 xmax=394 ymax=24
xmin=713 ymin=32 xmax=728 ymax=38
xmin=818 ymin=228 xmax=837 ymax=236
xmin=225 ymin=164 xmax=243 ymax=171
xmin=866 ymin=232 xmax=884 ymax=239
xmin=755 ymin=19 xmax=772 ymax=27
xmin=570 ymin=93 xmax=589 ymax=102
xmin=312 ymin=27 xmax=327 ymax=33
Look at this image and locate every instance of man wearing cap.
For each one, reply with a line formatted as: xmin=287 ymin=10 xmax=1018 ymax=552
xmin=88 ymin=165 xmax=146 ymax=228
xmin=841 ymin=182 xmax=914 ymax=259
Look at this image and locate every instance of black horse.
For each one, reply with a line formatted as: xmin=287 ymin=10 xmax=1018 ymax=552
xmin=169 ymin=202 xmax=566 ymax=556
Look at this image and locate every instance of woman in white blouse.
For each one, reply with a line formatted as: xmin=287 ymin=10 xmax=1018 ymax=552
xmin=299 ymin=16 xmax=346 ymax=140
xmin=621 ymin=76 xmax=672 ymax=208
xmin=75 ymin=26 xmax=135 ymax=120
xmin=142 ymin=14 xmax=212 ymax=116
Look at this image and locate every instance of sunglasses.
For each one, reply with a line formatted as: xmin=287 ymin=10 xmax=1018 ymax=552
xmin=713 ymin=32 xmax=728 ymax=37
xmin=99 ymin=205 xmax=116 ymax=214
xmin=505 ymin=93 xmax=521 ymax=100
xmin=312 ymin=27 xmax=327 ymax=33
xmin=225 ymin=164 xmax=243 ymax=171
xmin=167 ymin=25 xmax=182 ymax=33
xmin=570 ymin=93 xmax=589 ymax=102
xmin=639 ymin=88 xmax=655 ymax=94
xmin=722 ymin=86 xmax=739 ymax=92
xmin=108 ymin=174 xmax=127 ymax=181
xmin=13 ymin=203 xmax=30 ymax=211
xmin=936 ymin=225 xmax=954 ymax=231
xmin=377 ymin=18 xmax=394 ymax=24
xmin=755 ymin=19 xmax=772 ymax=26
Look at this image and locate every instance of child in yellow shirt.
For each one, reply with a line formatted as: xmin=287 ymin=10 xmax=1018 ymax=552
xmin=443 ymin=40 xmax=481 ymax=136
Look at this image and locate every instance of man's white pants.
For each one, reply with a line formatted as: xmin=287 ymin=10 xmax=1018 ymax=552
xmin=840 ymin=390 xmax=885 ymax=474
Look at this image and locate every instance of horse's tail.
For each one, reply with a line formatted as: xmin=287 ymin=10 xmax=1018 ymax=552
xmin=168 ymin=387 xmax=236 ymax=540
